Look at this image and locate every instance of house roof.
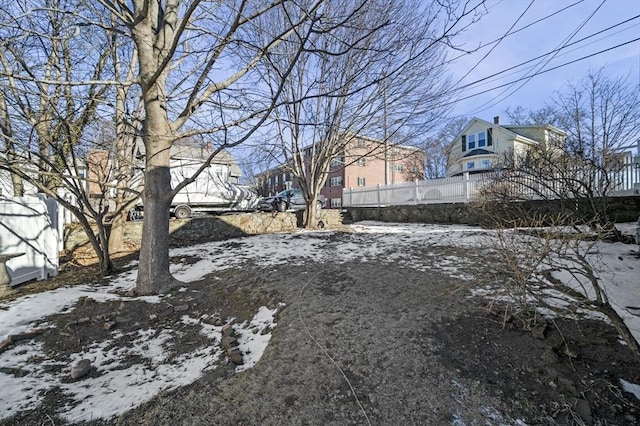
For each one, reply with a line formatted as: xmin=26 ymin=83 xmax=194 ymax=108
xmin=463 ymin=148 xmax=494 ymax=158
xmin=452 ymin=117 xmax=541 ymax=146
xmin=502 ymin=123 xmax=566 ymax=137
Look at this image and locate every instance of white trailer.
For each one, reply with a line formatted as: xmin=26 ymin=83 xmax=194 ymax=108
xmin=131 ymin=156 xmax=258 ymax=220
xmin=168 ymin=157 xmax=258 ymax=218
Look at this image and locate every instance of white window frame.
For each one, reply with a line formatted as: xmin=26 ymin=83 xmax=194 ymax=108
xmin=466 ymin=161 xmax=475 ymax=170
xmin=330 ymin=198 xmax=342 ymax=208
xmin=357 ymin=158 xmax=366 ymax=167
xmin=466 ymin=131 xmax=486 ymax=150
xmin=467 ymin=134 xmax=476 ymax=150
xmin=330 ymin=176 xmax=343 ymax=187
xmin=394 ymin=164 xmax=404 ymax=172
xmin=330 ymin=157 xmax=343 ymax=167
xmin=478 ymin=132 xmax=486 ymax=148
xmin=357 ymin=177 xmax=365 ymax=187
xmin=480 ymin=159 xmax=492 ymax=169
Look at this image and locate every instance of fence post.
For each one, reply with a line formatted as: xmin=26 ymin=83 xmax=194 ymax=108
xmin=463 ymin=172 xmax=469 ymax=203
xmin=414 ymin=179 xmax=418 ymax=205
xmin=376 ymin=184 xmax=381 ymax=207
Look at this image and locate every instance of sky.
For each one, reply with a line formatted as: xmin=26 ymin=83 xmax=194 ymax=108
xmin=448 ymin=0 xmax=640 ymax=122
xmin=1 ymin=221 xmax=639 ymax=422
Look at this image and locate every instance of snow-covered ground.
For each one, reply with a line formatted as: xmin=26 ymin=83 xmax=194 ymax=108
xmin=1 ymin=221 xmax=638 ymax=422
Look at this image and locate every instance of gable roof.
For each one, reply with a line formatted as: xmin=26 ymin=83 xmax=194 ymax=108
xmin=451 ymin=117 xmax=541 ymax=146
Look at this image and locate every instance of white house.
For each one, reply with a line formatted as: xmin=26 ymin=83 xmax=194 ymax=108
xmin=447 ymin=117 xmax=566 ymax=177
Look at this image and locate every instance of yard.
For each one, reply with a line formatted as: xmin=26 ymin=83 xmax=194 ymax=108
xmin=1 ymin=222 xmax=639 ymax=425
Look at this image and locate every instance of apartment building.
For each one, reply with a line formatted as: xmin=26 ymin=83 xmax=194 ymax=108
xmin=257 ymin=136 xmax=424 ymax=208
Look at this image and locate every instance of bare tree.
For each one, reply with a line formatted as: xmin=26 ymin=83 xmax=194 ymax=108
xmin=505 ymin=69 xmax=640 ymax=160
xmin=256 ymin=0 xmax=480 ymax=227
xmin=475 ymin=199 xmax=640 ymax=359
xmin=1 ymin=1 xmax=330 ymax=293
xmin=0 ymin=1 xmax=120 ymax=275
xmin=494 ymin=69 xmax=640 ymax=241
xmin=91 ymin=0 xmax=328 ymax=294
xmin=423 ymin=116 xmax=469 ymax=179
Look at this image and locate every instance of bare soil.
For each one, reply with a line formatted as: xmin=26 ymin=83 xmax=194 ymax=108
xmin=2 ymin=230 xmax=640 ymax=425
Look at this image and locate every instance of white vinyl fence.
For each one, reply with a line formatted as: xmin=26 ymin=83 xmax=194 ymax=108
xmin=344 ymin=159 xmax=640 ymax=208
xmin=0 ymin=195 xmax=73 ymax=286
xmin=343 ymin=173 xmax=490 ymax=207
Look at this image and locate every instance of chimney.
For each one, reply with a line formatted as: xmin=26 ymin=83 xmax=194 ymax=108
xmin=493 ymin=116 xmax=500 ymax=125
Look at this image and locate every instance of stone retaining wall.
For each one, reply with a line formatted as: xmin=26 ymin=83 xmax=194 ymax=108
xmin=346 ymin=196 xmax=640 ymax=225
xmin=64 ymin=209 xmax=344 ymax=252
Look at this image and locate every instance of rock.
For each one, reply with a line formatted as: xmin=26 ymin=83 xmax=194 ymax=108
xmin=9 ymin=328 xmax=47 ymax=341
xmin=76 ymin=317 xmax=91 ymax=325
xmin=173 ymin=304 xmax=189 ymax=312
xmin=157 ymin=307 xmax=173 ymax=318
xmin=220 ymin=335 xmax=239 ymax=350
xmin=103 ymin=320 xmax=117 ymax=331
xmin=541 ymin=349 xmax=558 ymax=364
xmin=222 ymin=322 xmax=235 ymax=336
xmin=545 ymin=331 xmax=565 ymax=350
xmin=227 ymin=348 xmax=243 ymax=365
xmin=572 ymin=398 xmax=593 ymax=425
xmin=0 ymin=339 xmax=11 ymax=354
xmin=558 ymin=376 xmax=578 ymax=397
xmin=532 ymin=323 xmax=547 ymax=339
xmin=70 ymin=359 xmax=92 ymax=380
xmin=149 ymin=314 xmax=158 ymax=321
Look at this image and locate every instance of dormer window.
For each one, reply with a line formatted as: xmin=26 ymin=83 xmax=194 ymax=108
xmin=462 ymin=129 xmax=493 ymax=152
xmin=478 ymin=132 xmax=486 ymax=147
xmin=468 ymin=134 xmax=476 ymax=150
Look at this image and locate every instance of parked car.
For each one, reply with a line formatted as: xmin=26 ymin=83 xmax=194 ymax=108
xmin=257 ymin=189 xmax=326 ymax=212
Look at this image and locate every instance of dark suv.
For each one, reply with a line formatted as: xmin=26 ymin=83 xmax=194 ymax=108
xmin=257 ymin=189 xmax=326 ymax=212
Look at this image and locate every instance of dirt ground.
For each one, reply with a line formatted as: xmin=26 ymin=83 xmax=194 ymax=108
xmin=2 ymin=230 xmax=640 ymax=425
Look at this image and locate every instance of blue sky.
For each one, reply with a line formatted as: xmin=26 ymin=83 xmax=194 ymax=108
xmin=447 ymin=0 xmax=640 ymax=122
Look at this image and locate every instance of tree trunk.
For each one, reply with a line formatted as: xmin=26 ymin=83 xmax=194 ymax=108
xmin=0 ymin=93 xmax=24 ymax=196
xmin=304 ymin=197 xmax=321 ymax=229
xmin=132 ymin=6 xmax=180 ymax=295
xmin=108 ymin=210 xmax=128 ymax=256
xmin=133 ymin=84 xmax=178 ymax=294
xmin=135 ymin=165 xmax=177 ymax=295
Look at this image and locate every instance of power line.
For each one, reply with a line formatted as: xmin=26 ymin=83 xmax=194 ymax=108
xmin=447 ymin=0 xmax=585 ymax=66
xmin=464 ymin=0 xmax=607 ymax=115
xmin=453 ymin=0 xmax=535 ymax=85
xmin=456 ymin=14 xmax=640 ymax=92
xmin=448 ymin=37 xmax=639 ymax=106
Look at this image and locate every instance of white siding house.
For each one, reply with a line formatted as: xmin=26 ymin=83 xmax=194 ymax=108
xmin=447 ymin=117 xmax=566 ymax=176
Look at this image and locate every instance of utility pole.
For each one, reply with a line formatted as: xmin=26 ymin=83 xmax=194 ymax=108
xmin=383 ymin=71 xmax=388 ymax=185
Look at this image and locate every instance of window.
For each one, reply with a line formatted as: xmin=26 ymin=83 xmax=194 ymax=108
xmin=464 ymin=129 xmax=491 ymax=151
xmin=394 ymin=164 xmax=404 ymax=172
xmin=330 ymin=157 xmax=343 ymax=167
xmin=330 ymin=198 xmax=342 ymax=208
xmin=357 ymin=158 xmax=366 ymax=167
xmin=480 ymin=159 xmax=492 ymax=169
xmin=357 ymin=177 xmax=366 ymax=187
xmin=478 ymin=132 xmax=486 ymax=147
xmin=330 ymin=176 xmax=343 ymax=187
xmin=357 ymin=139 xmax=366 ymax=147
xmin=466 ymin=161 xmax=475 ymax=170
xmin=467 ymin=134 xmax=476 ymax=150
